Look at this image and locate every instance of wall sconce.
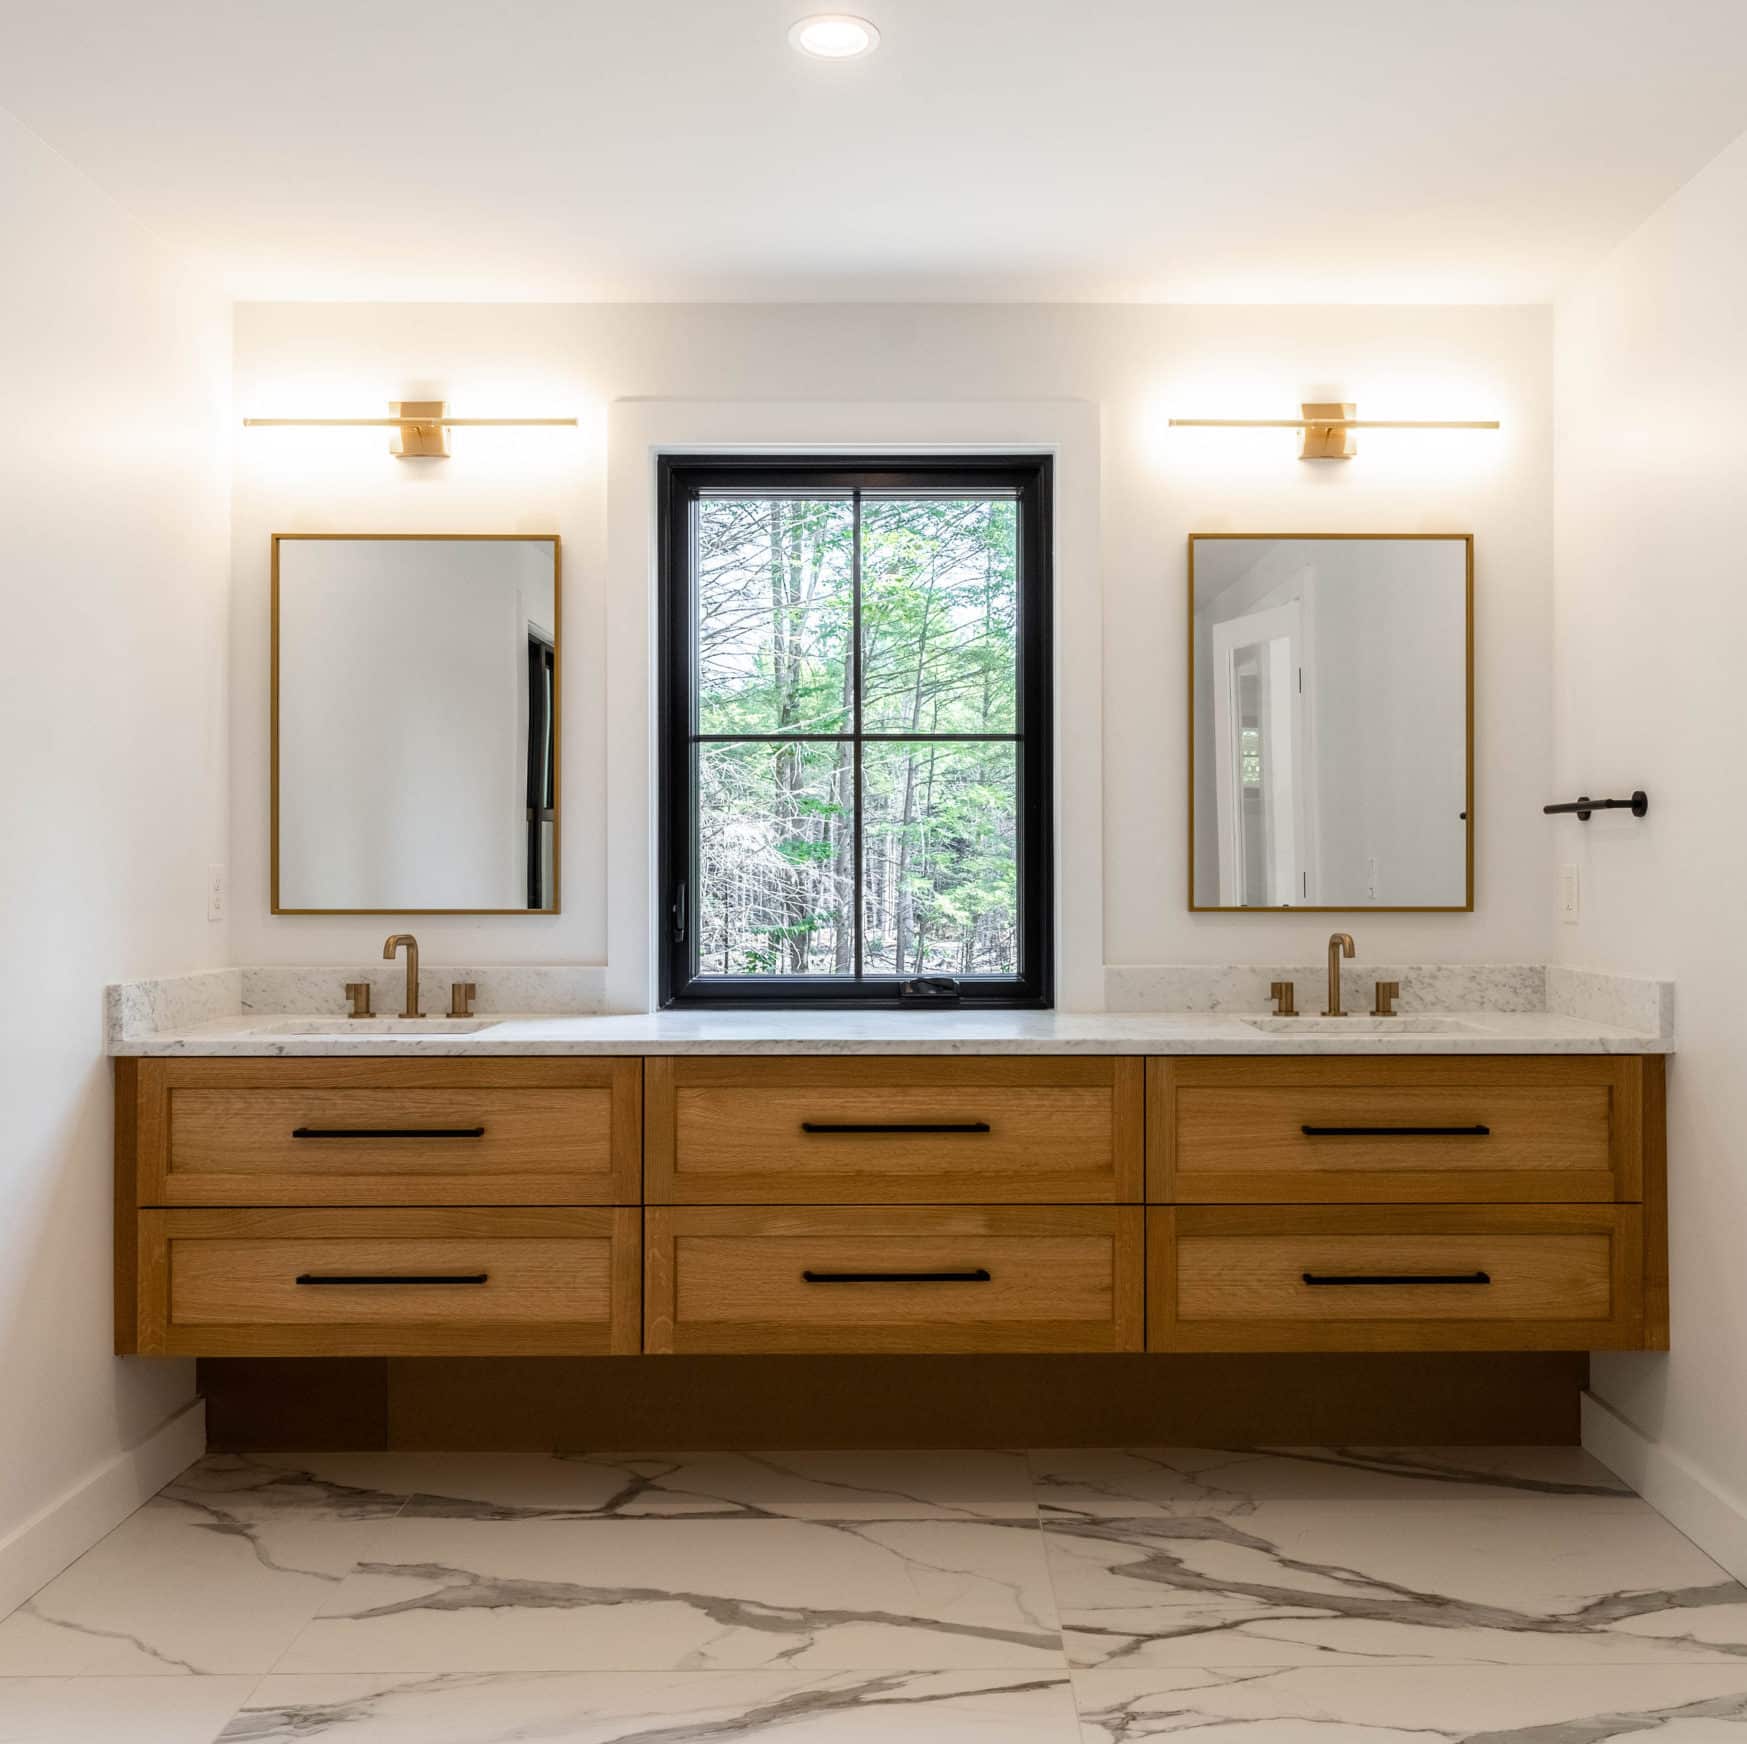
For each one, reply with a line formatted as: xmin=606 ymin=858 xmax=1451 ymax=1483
xmin=241 ymin=400 xmax=578 ymax=460
xmin=1168 ymin=401 xmax=1499 ymax=461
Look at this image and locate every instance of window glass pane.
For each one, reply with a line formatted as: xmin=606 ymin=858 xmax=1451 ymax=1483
xmin=696 ymin=495 xmax=855 ymax=735
xmin=860 ymin=496 xmax=1018 ymax=735
xmin=860 ymin=740 xmax=1018 ymax=976
xmin=697 ymin=739 xmax=853 ymax=975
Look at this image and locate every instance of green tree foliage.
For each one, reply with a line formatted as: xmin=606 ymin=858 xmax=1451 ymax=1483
xmin=695 ymin=493 xmax=1019 ymax=978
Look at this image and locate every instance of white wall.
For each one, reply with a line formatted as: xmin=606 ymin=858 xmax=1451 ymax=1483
xmin=233 ymin=301 xmax=1552 ymax=986
xmin=0 ymin=108 xmax=230 ymax=1591
xmin=1556 ymin=126 xmax=1747 ymax=1563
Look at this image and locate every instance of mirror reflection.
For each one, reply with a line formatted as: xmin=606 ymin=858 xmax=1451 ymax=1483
xmin=272 ymin=534 xmax=559 ymax=914
xmin=1190 ymin=535 xmax=1470 ymax=911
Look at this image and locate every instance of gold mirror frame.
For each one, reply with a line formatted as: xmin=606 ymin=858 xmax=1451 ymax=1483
xmin=1187 ymin=532 xmax=1473 ymax=914
xmin=270 ymin=532 xmax=562 ymax=916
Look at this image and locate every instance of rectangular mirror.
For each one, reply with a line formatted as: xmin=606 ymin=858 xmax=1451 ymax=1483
xmin=1189 ymin=533 xmax=1471 ymax=911
xmin=272 ymin=534 xmax=560 ymax=914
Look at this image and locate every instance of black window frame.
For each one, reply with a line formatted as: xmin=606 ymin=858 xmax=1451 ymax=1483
xmin=657 ymin=453 xmax=1054 ymax=1009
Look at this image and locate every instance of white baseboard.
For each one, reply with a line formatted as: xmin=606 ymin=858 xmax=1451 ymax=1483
xmin=0 ymin=1396 xmax=205 ymax=1618
xmin=1583 ymin=1390 xmax=1747 ymax=1583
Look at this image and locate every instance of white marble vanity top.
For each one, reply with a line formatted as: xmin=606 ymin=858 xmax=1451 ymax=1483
xmin=106 ymin=964 xmax=1673 ymax=1056
xmin=110 ymin=1007 xmax=1670 ymax=1058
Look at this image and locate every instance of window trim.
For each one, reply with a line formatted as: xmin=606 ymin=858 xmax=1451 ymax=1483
xmin=657 ymin=453 xmax=1054 ymax=1009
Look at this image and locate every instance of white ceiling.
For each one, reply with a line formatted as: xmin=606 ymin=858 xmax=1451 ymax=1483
xmin=4 ymin=0 xmax=1747 ymax=303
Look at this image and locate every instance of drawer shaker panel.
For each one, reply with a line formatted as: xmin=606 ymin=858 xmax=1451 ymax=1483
xmin=646 ymin=1206 xmax=1144 ymax=1353
xmin=1150 ymin=1206 xmax=1645 ymax=1352
xmin=1150 ymin=1058 xmax=1645 ymax=1204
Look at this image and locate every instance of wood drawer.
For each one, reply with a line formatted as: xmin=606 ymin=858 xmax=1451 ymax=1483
xmin=646 ymin=1057 xmax=1143 ymax=1204
xmin=1149 ymin=1058 xmax=1651 ymax=1204
xmin=118 ymin=1058 xmax=641 ymax=1206
xmin=123 ymin=1208 xmax=640 ymax=1356
xmin=1149 ymin=1206 xmax=1646 ymax=1352
xmin=646 ymin=1206 xmax=1144 ymax=1353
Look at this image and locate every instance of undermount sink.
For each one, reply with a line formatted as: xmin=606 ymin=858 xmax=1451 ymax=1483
xmin=1241 ymin=1015 xmax=1482 ymax=1035
xmin=264 ymin=1017 xmax=498 ymax=1036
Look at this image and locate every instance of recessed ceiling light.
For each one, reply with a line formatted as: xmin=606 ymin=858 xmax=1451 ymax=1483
xmin=789 ymin=14 xmax=880 ymax=58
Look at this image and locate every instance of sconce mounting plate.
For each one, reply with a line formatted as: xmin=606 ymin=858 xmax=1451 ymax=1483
xmin=1300 ymin=402 xmax=1357 ymax=461
xmin=388 ymin=400 xmax=449 ymax=460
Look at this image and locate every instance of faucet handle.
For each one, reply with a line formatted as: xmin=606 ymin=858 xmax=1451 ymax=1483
xmin=1372 ymin=980 xmax=1401 ymax=1017
xmin=449 ymin=981 xmax=478 ymax=1018
xmin=344 ymin=981 xmax=373 ymax=1019
xmin=1269 ymin=980 xmax=1297 ymax=1016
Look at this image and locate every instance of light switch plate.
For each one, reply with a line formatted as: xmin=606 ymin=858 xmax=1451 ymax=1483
xmin=1558 ymin=863 xmax=1580 ymax=924
xmin=207 ymin=863 xmax=227 ymax=922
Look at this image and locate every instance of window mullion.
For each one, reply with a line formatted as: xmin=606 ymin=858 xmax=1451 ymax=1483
xmin=851 ymin=487 xmax=865 ymax=983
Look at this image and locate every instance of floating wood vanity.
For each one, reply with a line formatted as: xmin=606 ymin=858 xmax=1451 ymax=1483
xmin=114 ymin=1051 xmax=1666 ymax=1360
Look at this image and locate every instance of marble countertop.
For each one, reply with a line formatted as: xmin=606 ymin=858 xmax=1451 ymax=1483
xmin=110 ymin=1006 xmax=1671 ymax=1058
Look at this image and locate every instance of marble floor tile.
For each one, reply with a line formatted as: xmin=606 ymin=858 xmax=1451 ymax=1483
xmin=1029 ymin=1446 xmax=1634 ymax=1518
xmin=1071 ymin=1665 xmax=1747 ymax=1739
xmin=0 ymin=1675 xmax=255 ymax=1743
xmin=218 ymin=1669 xmax=1081 ymax=1741
xmin=1043 ymin=1499 xmax=1747 ymax=1667
xmin=0 ymin=1485 xmax=403 ymax=1675
xmin=377 ymin=1449 xmax=1038 ymax=1521
xmin=277 ymin=1514 xmax=1064 ymax=1673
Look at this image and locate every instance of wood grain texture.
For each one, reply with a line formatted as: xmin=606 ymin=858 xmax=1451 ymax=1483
xmin=1149 ymin=1057 xmax=1642 ymax=1204
xmin=135 ymin=1207 xmax=640 ymax=1357
xmin=1641 ymin=1054 xmax=1670 ymax=1349
xmin=647 ymin=1205 xmax=1143 ymax=1354
xmin=129 ymin=1058 xmax=641 ymax=1206
xmin=646 ymin=1056 xmax=1143 ymax=1205
xmin=1150 ymin=1205 xmax=1645 ymax=1353
xmin=114 ymin=1057 xmax=141 ymax=1353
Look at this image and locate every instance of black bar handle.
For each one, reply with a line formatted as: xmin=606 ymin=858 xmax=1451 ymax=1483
xmin=800 ymin=1121 xmax=992 ymax=1134
xmin=802 ymin=1268 xmax=993 ymax=1284
xmin=1543 ymin=790 xmax=1648 ymax=821
xmin=1303 ymin=1271 xmax=1491 ymax=1287
xmin=294 ymin=1273 xmax=489 ymax=1286
xmin=1302 ymin=1124 xmax=1490 ymax=1137
xmin=291 ymin=1126 xmax=486 ymax=1140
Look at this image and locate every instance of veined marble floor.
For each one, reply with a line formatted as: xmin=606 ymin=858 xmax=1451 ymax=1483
xmin=2 ymin=1447 xmax=1745 ymax=1742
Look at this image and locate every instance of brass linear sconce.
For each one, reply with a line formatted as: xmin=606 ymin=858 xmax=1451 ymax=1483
xmin=242 ymin=400 xmax=578 ymax=459
xmin=1169 ymin=401 xmax=1500 ymax=461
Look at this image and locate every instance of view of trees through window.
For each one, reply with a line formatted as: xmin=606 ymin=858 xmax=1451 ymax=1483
xmin=692 ymin=490 xmax=1022 ymax=980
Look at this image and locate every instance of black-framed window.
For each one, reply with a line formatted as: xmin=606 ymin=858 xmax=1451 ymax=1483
xmin=658 ymin=455 xmax=1053 ymax=1008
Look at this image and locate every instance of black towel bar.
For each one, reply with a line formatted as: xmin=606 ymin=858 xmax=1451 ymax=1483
xmin=1543 ymin=791 xmax=1648 ymax=821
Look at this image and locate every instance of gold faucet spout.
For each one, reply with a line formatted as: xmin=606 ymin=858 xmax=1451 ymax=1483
xmin=382 ymin=933 xmax=422 ymax=1019
xmin=1323 ymin=932 xmax=1356 ymax=1017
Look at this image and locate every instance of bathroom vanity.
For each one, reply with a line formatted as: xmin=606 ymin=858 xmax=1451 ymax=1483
xmin=112 ymin=1017 xmax=1667 ymax=1363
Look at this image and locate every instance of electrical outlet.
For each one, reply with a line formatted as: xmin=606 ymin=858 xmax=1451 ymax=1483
xmin=1558 ymin=863 xmax=1580 ymax=925
xmin=207 ymin=863 xmax=227 ymax=922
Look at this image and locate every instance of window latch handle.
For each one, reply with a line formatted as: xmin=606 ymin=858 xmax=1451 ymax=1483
xmin=671 ymin=881 xmax=687 ymax=945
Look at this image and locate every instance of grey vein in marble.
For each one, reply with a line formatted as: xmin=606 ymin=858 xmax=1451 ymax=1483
xmin=1547 ymin=966 xmax=1676 ymax=1038
xmin=278 ymin=1515 xmax=1064 ymax=1672
xmin=1042 ymin=1501 xmax=1747 ymax=1668
xmin=239 ymin=963 xmax=608 ymax=1019
xmin=219 ymin=1669 xmax=1079 ymax=1743
xmin=1104 ymin=963 xmax=1550 ymax=1017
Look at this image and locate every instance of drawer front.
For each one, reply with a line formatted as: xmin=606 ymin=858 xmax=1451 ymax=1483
xmin=647 ymin=1058 xmax=1143 ymax=1204
xmin=1150 ymin=1058 xmax=1644 ymax=1203
xmin=1150 ymin=1206 xmax=1645 ymax=1352
xmin=132 ymin=1208 xmax=640 ymax=1355
xmin=647 ymin=1207 xmax=1144 ymax=1353
xmin=127 ymin=1059 xmax=641 ymax=1205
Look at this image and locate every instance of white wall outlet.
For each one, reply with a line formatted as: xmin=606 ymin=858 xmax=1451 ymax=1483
xmin=1558 ymin=862 xmax=1580 ymax=924
xmin=207 ymin=862 xmax=227 ymax=922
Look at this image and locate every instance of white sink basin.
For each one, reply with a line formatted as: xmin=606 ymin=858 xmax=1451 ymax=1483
xmin=264 ymin=1017 xmax=498 ymax=1036
xmin=1242 ymin=1015 xmax=1482 ymax=1036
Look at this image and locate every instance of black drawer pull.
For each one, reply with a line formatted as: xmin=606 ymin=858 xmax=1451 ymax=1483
xmin=1300 ymin=1124 xmax=1490 ymax=1138
xmin=291 ymin=1126 xmax=486 ymax=1140
xmin=295 ymin=1273 xmax=489 ymax=1286
xmin=800 ymin=1122 xmax=991 ymax=1134
xmin=802 ymin=1268 xmax=993 ymax=1284
xmin=1302 ymin=1271 xmax=1491 ymax=1287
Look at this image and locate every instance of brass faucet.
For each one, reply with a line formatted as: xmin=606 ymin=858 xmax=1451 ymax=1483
xmin=1323 ymin=932 xmax=1356 ymax=1017
xmin=382 ymin=934 xmax=423 ymax=1019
